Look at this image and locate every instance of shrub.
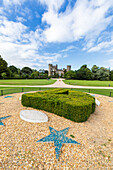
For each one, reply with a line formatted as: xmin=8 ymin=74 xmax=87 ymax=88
xmin=21 ymin=88 xmax=95 ymax=122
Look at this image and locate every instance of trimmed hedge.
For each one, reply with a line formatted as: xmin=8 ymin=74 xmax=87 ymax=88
xmin=21 ymin=88 xmax=96 ymax=122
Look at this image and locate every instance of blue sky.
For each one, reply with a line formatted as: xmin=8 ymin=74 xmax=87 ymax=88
xmin=0 ymin=0 xmax=113 ymax=71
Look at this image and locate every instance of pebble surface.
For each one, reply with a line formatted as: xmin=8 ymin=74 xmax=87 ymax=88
xmin=0 ymin=93 xmax=113 ymax=169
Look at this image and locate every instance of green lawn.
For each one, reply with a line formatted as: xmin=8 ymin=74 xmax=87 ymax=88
xmin=0 ymin=87 xmax=51 ymax=95
xmin=0 ymin=87 xmax=113 ymax=97
xmin=0 ymin=79 xmax=56 ymax=85
xmin=64 ymin=80 xmax=113 ymax=87
xmin=71 ymin=88 xmax=113 ymax=97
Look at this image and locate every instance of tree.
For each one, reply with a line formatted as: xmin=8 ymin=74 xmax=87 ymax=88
xmin=21 ymin=67 xmax=33 ymax=76
xmin=1 ymin=72 xmax=7 ymax=79
xmin=64 ymin=70 xmax=76 ymax=79
xmin=9 ymin=65 xmax=18 ymax=78
xmin=25 ymin=74 xmax=29 ymax=79
xmin=45 ymin=70 xmax=48 ymax=74
xmin=0 ymin=55 xmax=10 ymax=78
xmin=110 ymin=70 xmax=113 ymax=81
xmin=31 ymin=71 xmax=39 ymax=79
xmin=17 ymin=68 xmax=22 ymax=77
xmin=76 ymin=65 xmax=92 ymax=80
xmin=91 ymin=65 xmax=99 ymax=80
xmin=97 ymin=67 xmax=110 ymax=81
xmin=9 ymin=65 xmax=18 ymax=74
xmin=13 ymin=74 xmax=20 ymax=78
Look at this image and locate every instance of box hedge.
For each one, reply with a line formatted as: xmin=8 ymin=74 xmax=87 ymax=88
xmin=21 ymin=88 xmax=95 ymax=122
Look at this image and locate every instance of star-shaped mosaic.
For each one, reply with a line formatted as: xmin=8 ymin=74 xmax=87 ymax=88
xmin=0 ymin=116 xmax=11 ymax=126
xmin=37 ymin=127 xmax=80 ymax=159
xmin=4 ymin=96 xmax=13 ymax=98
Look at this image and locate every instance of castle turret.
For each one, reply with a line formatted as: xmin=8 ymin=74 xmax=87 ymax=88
xmin=48 ymin=64 xmax=52 ymax=76
xmin=55 ymin=64 xmax=58 ymax=70
xmin=67 ymin=65 xmax=71 ymax=72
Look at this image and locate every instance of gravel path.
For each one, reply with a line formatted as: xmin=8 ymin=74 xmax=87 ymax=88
xmin=1 ymin=79 xmax=113 ymax=89
xmin=0 ymin=92 xmax=113 ymax=169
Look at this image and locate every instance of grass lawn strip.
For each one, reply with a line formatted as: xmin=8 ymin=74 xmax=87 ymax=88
xmin=64 ymin=80 xmax=113 ymax=87
xmin=0 ymin=79 xmax=56 ymax=85
xmin=1 ymin=87 xmax=113 ymax=97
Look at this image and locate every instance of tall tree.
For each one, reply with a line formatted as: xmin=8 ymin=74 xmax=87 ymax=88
xmin=0 ymin=55 xmax=10 ymax=78
xmin=9 ymin=65 xmax=18 ymax=74
xmin=1 ymin=72 xmax=7 ymax=79
xmin=98 ymin=67 xmax=110 ymax=81
xmin=21 ymin=67 xmax=33 ymax=75
xmin=91 ymin=65 xmax=99 ymax=80
xmin=9 ymin=65 xmax=18 ymax=77
xmin=64 ymin=70 xmax=76 ymax=79
xmin=31 ymin=71 xmax=39 ymax=79
xmin=110 ymin=70 xmax=113 ymax=81
xmin=76 ymin=65 xmax=92 ymax=80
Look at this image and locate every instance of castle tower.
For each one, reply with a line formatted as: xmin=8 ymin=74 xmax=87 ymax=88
xmin=48 ymin=64 xmax=52 ymax=76
xmin=67 ymin=65 xmax=71 ymax=72
xmin=55 ymin=64 xmax=58 ymax=70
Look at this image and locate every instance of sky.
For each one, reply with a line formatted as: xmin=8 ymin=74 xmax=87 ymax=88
xmin=0 ymin=0 xmax=113 ymax=71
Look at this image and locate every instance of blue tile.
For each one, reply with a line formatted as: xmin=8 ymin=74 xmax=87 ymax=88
xmin=0 ymin=116 xmax=11 ymax=126
xmin=37 ymin=127 xmax=80 ymax=159
xmin=4 ymin=96 xmax=13 ymax=98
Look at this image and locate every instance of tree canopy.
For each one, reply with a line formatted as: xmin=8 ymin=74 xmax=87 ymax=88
xmin=9 ymin=65 xmax=18 ymax=74
xmin=64 ymin=70 xmax=76 ymax=79
xmin=0 ymin=55 xmax=10 ymax=78
xmin=76 ymin=65 xmax=92 ymax=80
xmin=21 ymin=67 xmax=33 ymax=75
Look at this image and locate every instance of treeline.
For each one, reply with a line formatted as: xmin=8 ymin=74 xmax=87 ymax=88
xmin=0 ymin=55 xmax=113 ymax=80
xmin=64 ymin=64 xmax=112 ymax=80
xmin=0 ymin=56 xmax=48 ymax=79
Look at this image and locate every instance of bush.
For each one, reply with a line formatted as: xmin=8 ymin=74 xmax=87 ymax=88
xmin=21 ymin=88 xmax=95 ymax=122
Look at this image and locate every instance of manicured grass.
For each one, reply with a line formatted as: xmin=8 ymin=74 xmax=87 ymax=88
xmin=0 ymin=87 xmax=113 ymax=97
xmin=0 ymin=87 xmax=51 ymax=96
xmin=71 ymin=88 xmax=113 ymax=97
xmin=64 ymin=80 xmax=113 ymax=87
xmin=0 ymin=79 xmax=56 ymax=85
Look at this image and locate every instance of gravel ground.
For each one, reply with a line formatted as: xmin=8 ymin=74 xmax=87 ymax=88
xmin=0 ymin=92 xmax=113 ymax=170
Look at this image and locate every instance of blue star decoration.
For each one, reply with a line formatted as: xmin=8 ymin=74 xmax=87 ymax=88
xmin=37 ymin=127 xmax=80 ymax=159
xmin=0 ymin=116 xmax=11 ymax=126
xmin=4 ymin=96 xmax=13 ymax=98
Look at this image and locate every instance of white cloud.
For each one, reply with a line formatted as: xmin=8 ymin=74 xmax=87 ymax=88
xmin=41 ymin=0 xmax=113 ymax=49
xmin=61 ymin=45 xmax=77 ymax=53
xmin=0 ymin=16 xmax=27 ymax=42
xmin=0 ymin=7 xmax=4 ymax=14
xmin=1 ymin=0 xmax=113 ymax=70
xmin=37 ymin=53 xmax=62 ymax=64
xmin=0 ymin=17 xmax=55 ymax=69
xmin=105 ymin=59 xmax=113 ymax=69
xmin=3 ymin=0 xmax=26 ymax=6
xmin=16 ymin=16 xmax=26 ymax=22
xmin=42 ymin=10 xmax=74 ymax=42
xmin=35 ymin=12 xmax=40 ymax=18
xmin=88 ymin=40 xmax=113 ymax=52
xmin=38 ymin=0 xmax=65 ymax=11
xmin=88 ymin=32 xmax=113 ymax=52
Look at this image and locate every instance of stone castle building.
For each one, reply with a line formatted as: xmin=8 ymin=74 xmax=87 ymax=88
xmin=48 ymin=64 xmax=71 ymax=77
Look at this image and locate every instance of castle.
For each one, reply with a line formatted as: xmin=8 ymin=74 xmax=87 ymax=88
xmin=48 ymin=64 xmax=71 ymax=77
